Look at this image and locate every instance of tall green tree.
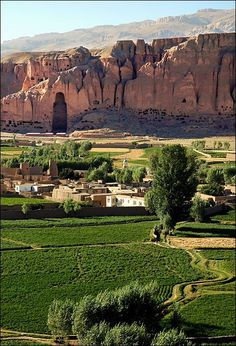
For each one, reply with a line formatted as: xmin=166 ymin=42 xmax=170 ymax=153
xmin=146 ymin=145 xmax=198 ymax=223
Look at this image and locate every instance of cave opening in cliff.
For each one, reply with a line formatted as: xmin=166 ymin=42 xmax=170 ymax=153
xmin=52 ymin=92 xmax=67 ymax=133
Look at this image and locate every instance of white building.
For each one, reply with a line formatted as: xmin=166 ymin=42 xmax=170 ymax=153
xmin=107 ymin=194 xmax=145 ymax=207
xmin=15 ymin=183 xmax=34 ymax=193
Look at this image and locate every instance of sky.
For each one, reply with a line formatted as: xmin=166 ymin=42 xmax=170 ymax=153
xmin=1 ymin=1 xmax=235 ymax=42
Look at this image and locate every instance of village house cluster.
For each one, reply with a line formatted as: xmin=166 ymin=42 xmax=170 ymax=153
xmin=0 ymin=160 xmax=149 ymax=207
xmin=1 ymin=159 xmax=235 ymax=207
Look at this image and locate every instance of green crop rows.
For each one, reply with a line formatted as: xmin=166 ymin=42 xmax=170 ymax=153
xmin=1 ymin=242 xmax=203 ymax=333
xmin=181 ymin=294 xmax=236 ymax=337
xmin=175 ymin=222 xmax=235 ymax=238
xmin=1 ymin=217 xmax=235 ymax=338
xmin=1 ymin=221 xmax=157 ymax=249
xmin=0 ymin=197 xmax=52 ymax=205
xmin=1 ymin=215 xmax=157 ymax=229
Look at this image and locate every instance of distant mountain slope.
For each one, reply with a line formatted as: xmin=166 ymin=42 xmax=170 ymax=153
xmin=1 ymin=8 xmax=235 ymax=56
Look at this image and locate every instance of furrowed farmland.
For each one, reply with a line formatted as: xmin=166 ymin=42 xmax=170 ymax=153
xmin=2 ymin=216 xmax=206 ymax=332
xmin=1 ymin=215 xmax=235 ymax=340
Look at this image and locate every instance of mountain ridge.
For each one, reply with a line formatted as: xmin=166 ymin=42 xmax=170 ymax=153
xmin=1 ymin=8 xmax=235 ymax=56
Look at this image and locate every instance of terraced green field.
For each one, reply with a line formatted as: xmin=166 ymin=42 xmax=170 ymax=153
xmin=0 ymin=197 xmax=52 ymax=205
xmin=175 ymin=222 xmax=235 ymax=238
xmin=1 ymin=221 xmax=156 ymax=248
xmin=211 ymin=209 xmax=235 ymax=223
xmin=181 ymin=294 xmax=236 ymax=337
xmin=1 ymin=216 xmax=235 ymax=338
xmin=1 ymin=216 xmax=206 ymax=334
xmin=1 ymin=215 xmax=157 ymax=229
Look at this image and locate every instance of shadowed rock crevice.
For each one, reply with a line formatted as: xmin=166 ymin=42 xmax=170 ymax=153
xmin=52 ymin=92 xmax=67 ymax=133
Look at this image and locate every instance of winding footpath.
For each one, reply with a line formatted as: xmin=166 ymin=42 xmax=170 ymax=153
xmin=159 ymin=242 xmax=235 ymax=314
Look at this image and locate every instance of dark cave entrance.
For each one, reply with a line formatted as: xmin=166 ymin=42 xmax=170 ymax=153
xmin=52 ymin=92 xmax=67 ymax=133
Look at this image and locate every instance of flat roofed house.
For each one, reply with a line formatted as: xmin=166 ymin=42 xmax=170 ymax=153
xmin=115 ymin=194 xmax=145 ymax=207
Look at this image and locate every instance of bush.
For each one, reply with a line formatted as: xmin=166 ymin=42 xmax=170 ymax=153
xmin=151 ymin=329 xmax=192 ymax=346
xmin=206 ymin=169 xmax=224 ymax=185
xmin=21 ymin=203 xmax=30 ymax=215
xmin=223 ymin=166 xmax=236 ymax=184
xmin=190 ymin=196 xmax=209 ymax=222
xmin=72 ymin=281 xmax=162 ymax=339
xmin=104 ymin=323 xmax=149 ymax=346
xmin=81 ymin=322 xmax=110 ymax=346
xmin=47 ymin=299 xmax=74 ymax=339
xmin=59 ymin=168 xmax=75 ymax=179
xmin=191 ymin=140 xmax=206 ymax=150
xmin=200 ymin=183 xmax=224 ymax=196
xmin=60 ymin=199 xmax=81 ymax=214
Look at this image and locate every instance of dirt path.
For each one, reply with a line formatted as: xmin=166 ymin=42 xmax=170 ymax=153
xmin=160 ymin=242 xmax=235 ymax=314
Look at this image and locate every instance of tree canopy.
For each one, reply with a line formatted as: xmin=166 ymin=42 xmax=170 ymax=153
xmin=145 ymin=145 xmax=198 ymax=223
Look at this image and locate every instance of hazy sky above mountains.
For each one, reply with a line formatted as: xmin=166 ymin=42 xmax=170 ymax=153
xmin=1 ymin=0 xmax=235 ymax=42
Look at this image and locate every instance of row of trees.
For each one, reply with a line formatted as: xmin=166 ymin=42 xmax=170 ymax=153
xmin=47 ymin=281 xmax=192 ymax=345
xmin=86 ymin=165 xmax=147 ymax=184
xmin=191 ymin=140 xmax=230 ymax=150
xmin=1 ymin=140 xmax=93 ymax=169
xmin=200 ymin=166 xmax=236 ymax=196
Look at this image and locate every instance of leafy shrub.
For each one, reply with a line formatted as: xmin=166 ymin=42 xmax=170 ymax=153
xmin=151 ymin=329 xmax=192 ymax=346
xmin=191 ymin=140 xmax=206 ymax=150
xmin=60 ymin=199 xmax=81 ymax=214
xmin=21 ymin=203 xmax=30 ymax=215
xmin=206 ymin=169 xmax=224 ymax=185
xmin=72 ymin=281 xmax=162 ymax=339
xmin=104 ymin=323 xmax=149 ymax=346
xmin=223 ymin=166 xmax=236 ymax=184
xmin=81 ymin=321 xmax=110 ymax=346
xmin=59 ymin=168 xmax=75 ymax=179
xmin=200 ymin=183 xmax=224 ymax=196
xmin=47 ymin=299 xmax=74 ymax=339
xmin=190 ymin=196 xmax=210 ymax=222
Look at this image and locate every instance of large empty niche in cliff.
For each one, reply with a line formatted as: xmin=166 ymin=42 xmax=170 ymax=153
xmin=52 ymin=92 xmax=67 ymax=133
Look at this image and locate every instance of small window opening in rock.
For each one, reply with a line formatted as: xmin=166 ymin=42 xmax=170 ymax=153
xmin=182 ymin=98 xmax=186 ymax=103
xmin=31 ymin=77 xmax=35 ymax=81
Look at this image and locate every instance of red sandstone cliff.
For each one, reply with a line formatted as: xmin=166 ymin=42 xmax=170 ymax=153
xmin=1 ymin=33 xmax=235 ymax=133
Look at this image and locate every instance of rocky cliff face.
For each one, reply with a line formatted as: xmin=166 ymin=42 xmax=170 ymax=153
xmin=1 ymin=33 xmax=235 ymax=133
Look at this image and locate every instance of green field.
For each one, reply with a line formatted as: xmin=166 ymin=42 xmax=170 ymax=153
xmin=175 ymin=222 xmax=235 ymax=238
xmin=1 ymin=216 xmax=235 ymax=338
xmin=1 ymin=244 xmax=204 ymax=333
xmin=181 ymin=294 xmax=235 ymax=337
xmin=1 ymin=215 xmax=157 ymax=229
xmin=211 ymin=209 xmax=235 ymax=223
xmin=203 ymin=150 xmax=227 ymax=158
xmin=1 ymin=221 xmax=156 ymax=248
xmin=161 ymin=249 xmax=236 ymax=337
xmin=1 ymin=216 xmax=206 ymax=334
xmin=1 ymin=342 xmax=49 ymax=346
xmin=201 ymin=249 xmax=235 ymax=278
xmin=142 ymin=147 xmax=162 ymax=158
xmin=89 ymin=151 xmax=126 ymax=158
xmin=0 ymin=146 xmax=30 ymax=158
xmin=0 ymin=197 xmax=52 ymax=205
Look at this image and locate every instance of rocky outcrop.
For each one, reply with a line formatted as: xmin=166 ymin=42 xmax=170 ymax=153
xmin=1 ymin=33 xmax=235 ymax=133
xmin=1 ymin=61 xmax=27 ymax=97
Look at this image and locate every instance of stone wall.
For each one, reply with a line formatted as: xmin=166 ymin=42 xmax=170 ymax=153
xmin=0 ymin=205 xmax=150 ymax=219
